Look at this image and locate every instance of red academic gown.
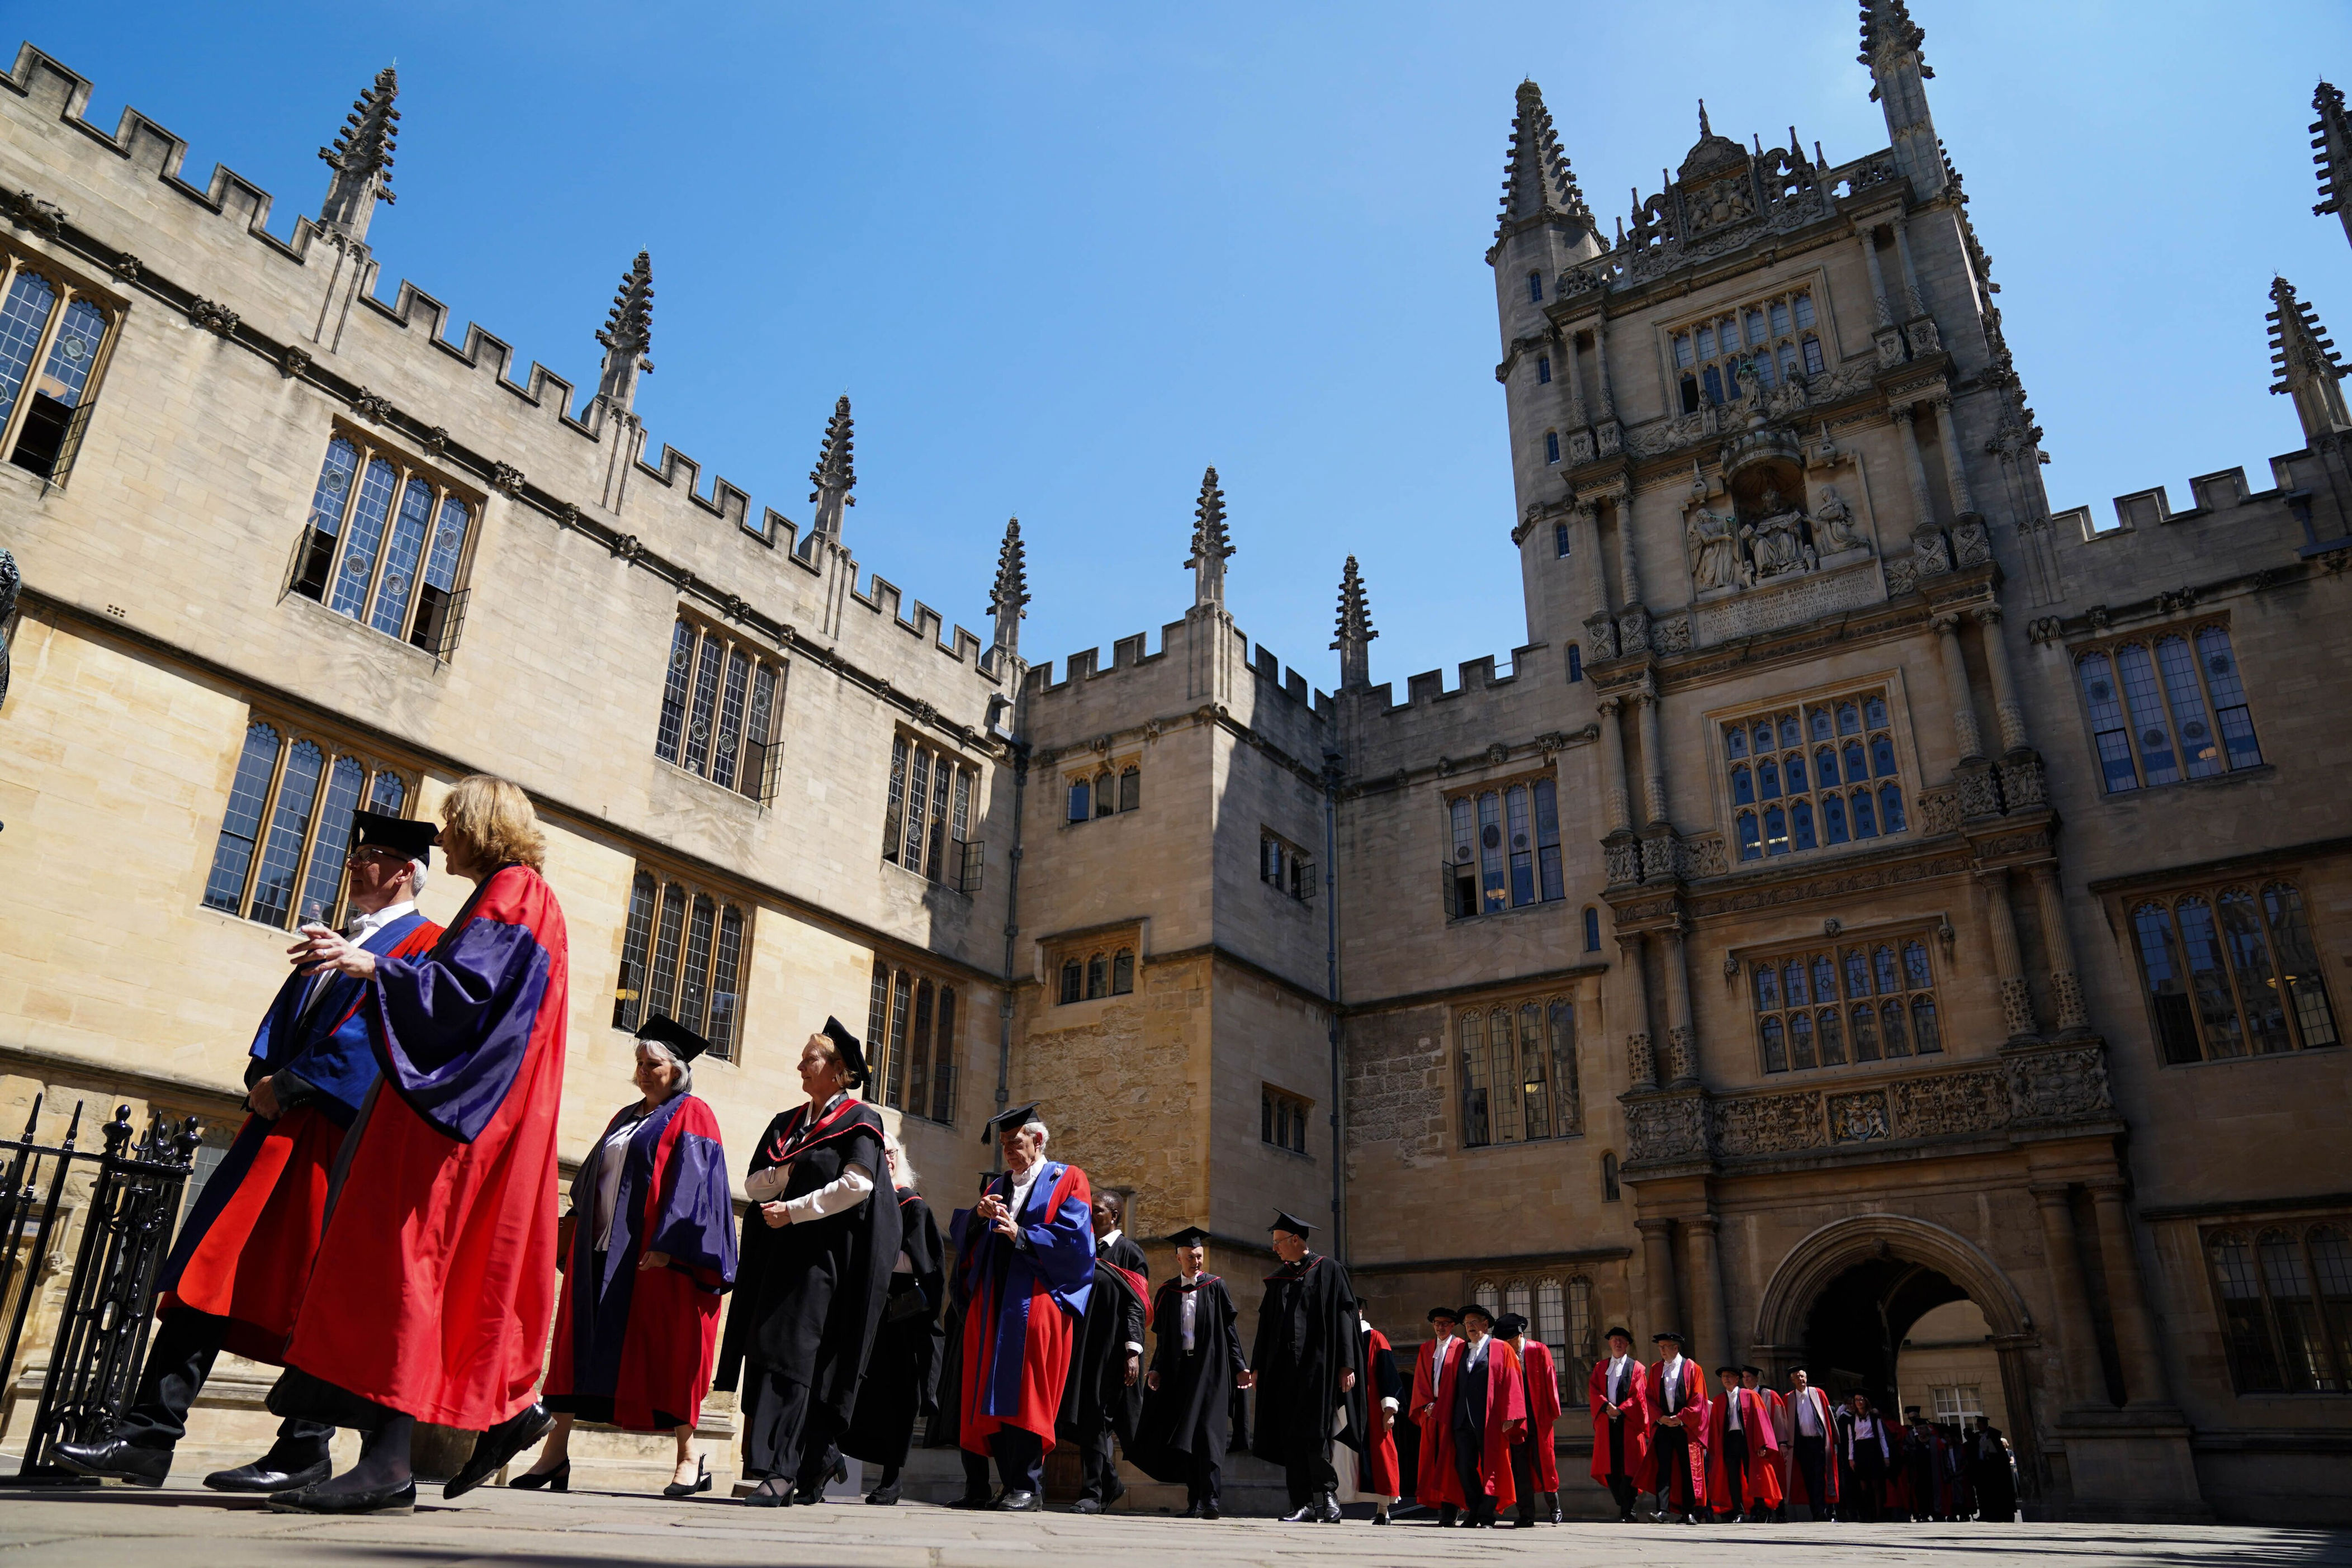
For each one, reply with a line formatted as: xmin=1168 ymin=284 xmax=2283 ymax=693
xmin=1516 ymin=1339 xmax=1561 ymax=1493
xmin=1459 ymin=1339 xmax=1527 ymax=1512
xmin=1588 ymin=1354 xmax=1654 ymax=1491
xmin=1780 ymin=1385 xmax=1838 ymax=1510
xmin=281 ymin=865 xmax=570 ymax=1430
xmin=1412 ymin=1335 xmax=1465 ymax=1507
xmin=158 ymin=912 xmax=441 ymax=1363
xmin=1704 ymin=1386 xmax=1784 ymax=1512
xmin=1361 ymin=1325 xmax=1402 ymax=1496
xmin=1644 ymin=1357 xmax=1711 ymax=1507
xmin=952 ymin=1160 xmax=1095 ymax=1453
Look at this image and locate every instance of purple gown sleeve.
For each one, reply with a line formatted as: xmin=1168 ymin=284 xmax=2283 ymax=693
xmin=366 ymin=917 xmax=550 ymax=1142
xmin=651 ymin=1121 xmax=738 ymax=1290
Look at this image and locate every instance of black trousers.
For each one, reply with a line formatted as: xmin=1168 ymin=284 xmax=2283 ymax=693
xmin=742 ymin=1370 xmax=840 ymax=1489
xmin=1284 ymin=1439 xmax=1336 ymax=1507
xmin=1793 ymin=1433 xmax=1829 ymax=1519
xmin=1508 ymin=1439 xmax=1538 ymax=1522
xmin=119 ymin=1306 xmax=332 ymax=1456
xmin=990 ymin=1426 xmax=1044 ymax=1495
xmin=1653 ymin=1422 xmax=1697 ymax=1514
xmin=1717 ymin=1425 xmax=1749 ymax=1515
xmin=1451 ymin=1420 xmax=1494 ymax=1524
xmin=1076 ymin=1419 xmax=1120 ymax=1501
xmin=1604 ymin=1414 xmax=1639 ymax=1516
xmin=960 ymin=1446 xmax=993 ymax=1500
xmin=1185 ymin=1441 xmax=1223 ymax=1507
xmin=1841 ymin=1451 xmax=1884 ymax=1521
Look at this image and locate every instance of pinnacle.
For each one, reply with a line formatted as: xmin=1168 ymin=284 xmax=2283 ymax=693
xmin=2266 ymin=275 xmax=2342 ymax=393
xmin=989 ymin=517 xmax=1030 ymax=622
xmin=1186 ymin=466 xmax=1234 ymax=567
xmin=1858 ymin=0 xmax=1927 ymax=69
xmin=2313 ymin=79 xmax=2351 ymax=223
xmin=808 ymin=395 xmax=856 ymax=503
xmin=1332 ymin=556 xmax=1377 ymax=650
xmin=597 ymin=250 xmax=654 ymax=359
xmin=1496 ymin=78 xmax=1590 ymax=240
xmin=320 ymin=64 xmax=400 ymax=201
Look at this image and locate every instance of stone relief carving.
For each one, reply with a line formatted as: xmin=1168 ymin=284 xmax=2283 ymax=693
xmin=2006 ymin=1045 xmax=2114 ymax=1122
xmin=1676 ymin=833 xmax=1728 ymax=880
xmin=188 ymin=298 xmax=240 ymax=338
xmin=1687 ymin=505 xmax=1743 ymax=593
xmin=1956 ymin=766 xmax=2005 ymax=819
xmin=1696 ymin=1044 xmax=2113 ymax=1165
xmin=1998 ymin=977 xmax=2036 ymax=1038
xmin=1627 ymin=1032 xmax=1658 ymax=1091
xmin=1665 ymin=1026 xmax=1698 ymax=1084
xmin=1916 ymin=787 xmax=1960 ymax=836
xmin=1714 ymin=1092 xmax=1823 ymax=1157
xmin=1625 ymin=1096 xmax=1710 ymax=1163
xmin=1952 ymin=517 xmax=1993 ymax=567
xmin=1617 ymin=606 xmax=1650 ymax=655
xmin=1684 ymin=173 xmax=1755 ymax=234
xmin=1744 ymin=489 xmax=1819 ymax=582
xmin=279 ymin=345 xmax=312 ymax=380
xmin=1651 ymin=615 xmax=1693 ymax=654
xmin=1812 ymin=485 xmax=1867 ymax=551
xmin=1604 ymin=838 xmax=1640 ymax=887
xmin=1582 ymin=612 xmax=1619 ymax=661
xmin=1827 ymin=1090 xmax=1891 ymax=1143
xmin=1891 ymin=1072 xmax=2007 ymax=1138
xmin=1998 ymin=754 xmax=2047 ymax=808
xmin=1912 ymin=522 xmax=1953 ymax=578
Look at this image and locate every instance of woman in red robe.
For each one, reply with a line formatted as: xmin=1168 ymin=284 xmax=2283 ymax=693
xmin=1356 ymin=1316 xmax=1402 ymax=1522
xmin=265 ymin=775 xmax=570 ymax=1515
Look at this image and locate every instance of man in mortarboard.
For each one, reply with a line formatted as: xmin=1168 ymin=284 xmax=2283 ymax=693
xmin=1409 ymin=1304 xmax=1466 ymax=1524
xmin=1494 ymin=1311 xmax=1560 ymax=1526
xmin=1446 ymin=1304 xmax=1525 ymax=1528
xmin=1062 ymin=1190 xmax=1149 ymax=1513
xmin=1774 ymin=1367 xmax=1835 ymax=1522
xmin=1247 ymin=1211 xmax=1366 ymax=1524
xmin=58 ymin=810 xmax=442 ymax=1492
xmin=949 ymin=1102 xmax=1097 ymax=1511
xmin=1644 ymin=1329 xmax=1709 ymax=1524
xmin=1588 ymin=1325 xmax=1651 ymax=1522
xmin=1129 ymin=1225 xmax=1248 ymax=1518
xmin=1703 ymin=1363 xmax=1781 ymax=1523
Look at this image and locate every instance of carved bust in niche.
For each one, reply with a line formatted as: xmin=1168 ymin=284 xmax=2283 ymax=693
xmin=1741 ymin=487 xmax=1817 ymax=582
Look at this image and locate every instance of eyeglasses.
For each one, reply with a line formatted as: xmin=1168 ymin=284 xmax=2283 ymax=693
xmin=347 ymin=847 xmax=407 ymax=866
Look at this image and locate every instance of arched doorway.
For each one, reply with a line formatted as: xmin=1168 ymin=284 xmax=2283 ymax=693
xmin=1800 ymin=1254 xmax=1966 ymax=1410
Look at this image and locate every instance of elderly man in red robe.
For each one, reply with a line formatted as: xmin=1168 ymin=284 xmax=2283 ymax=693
xmin=1494 ymin=1313 xmax=1561 ymax=1526
xmin=1775 ymin=1367 xmax=1837 ymax=1520
xmin=952 ymin=1101 xmax=1096 ymax=1512
xmin=1447 ymin=1303 xmax=1525 ymax=1528
xmin=1588 ymin=1325 xmax=1651 ymax=1522
xmin=1644 ymin=1330 xmax=1709 ymax=1524
xmin=1705 ymin=1365 xmax=1783 ymax=1522
xmin=1409 ymin=1305 xmax=1465 ymax=1523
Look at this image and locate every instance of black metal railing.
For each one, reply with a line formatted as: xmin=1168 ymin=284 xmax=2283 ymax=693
xmin=0 ymin=1096 xmax=200 ymax=1482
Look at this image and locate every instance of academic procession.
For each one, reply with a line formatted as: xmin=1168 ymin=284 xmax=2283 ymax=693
xmin=32 ymin=784 xmax=2017 ymax=1528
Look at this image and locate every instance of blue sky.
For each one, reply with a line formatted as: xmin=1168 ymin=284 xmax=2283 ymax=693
xmin=28 ymin=3 xmax=2352 ymax=693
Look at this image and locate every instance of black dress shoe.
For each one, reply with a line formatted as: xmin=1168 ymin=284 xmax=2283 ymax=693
xmin=743 ymin=1476 xmax=794 ymax=1508
xmin=993 ymin=1489 xmax=1042 ymax=1512
xmin=443 ymin=1402 xmax=554 ymax=1499
xmin=948 ymin=1490 xmax=996 ymax=1510
xmin=865 ymin=1481 xmax=901 ymax=1505
xmin=1318 ymin=1492 xmax=1345 ymax=1523
xmin=53 ymin=1437 xmax=171 ymax=1488
xmin=509 ymin=1460 xmax=570 ymax=1492
xmin=661 ymin=1456 xmax=711 ymax=1498
xmin=792 ymin=1480 xmax=825 ymax=1506
xmin=1071 ymin=1496 xmax=1105 ymax=1514
xmin=1372 ymin=1512 xmax=1393 ymax=1525
xmin=1179 ymin=1501 xmax=1205 ymax=1519
xmin=1280 ymin=1503 xmax=1318 ymax=1522
xmin=205 ymin=1455 xmax=333 ymax=1494
xmin=268 ymin=1480 xmax=417 ymax=1515
xmin=1201 ymin=1501 xmax=1220 ymax=1520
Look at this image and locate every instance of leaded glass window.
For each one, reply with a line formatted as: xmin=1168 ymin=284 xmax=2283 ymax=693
xmin=655 ymin=617 xmax=785 ymax=802
xmin=1456 ymin=992 xmax=1580 ymax=1148
xmin=2132 ymin=881 xmax=2337 ymax=1062
xmin=292 ymin=432 xmax=479 ymax=657
xmin=2077 ymin=624 xmax=2263 ymax=794
xmin=200 ymin=720 xmax=417 ymax=930
xmin=1730 ymin=688 xmax=1906 ymax=862
xmin=1750 ymin=932 xmax=1939 ymax=1074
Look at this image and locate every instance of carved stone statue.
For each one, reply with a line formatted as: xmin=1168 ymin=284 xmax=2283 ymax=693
xmin=1741 ymin=487 xmax=1818 ymax=582
xmin=1812 ymin=484 xmax=1867 ymax=552
xmin=1685 ymin=505 xmax=1743 ymax=594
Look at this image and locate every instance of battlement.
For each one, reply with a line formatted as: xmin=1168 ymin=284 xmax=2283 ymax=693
xmin=1355 ymin=642 xmax=1554 ymax=719
xmin=2058 ymin=455 xmax=2303 ymax=542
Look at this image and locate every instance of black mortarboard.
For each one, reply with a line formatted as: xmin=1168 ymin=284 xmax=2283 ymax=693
xmin=1494 ymin=1312 xmax=1528 ymax=1338
xmin=1603 ymin=1325 xmax=1634 ymax=1343
xmin=1267 ymin=1211 xmax=1314 ymax=1238
xmin=1459 ymin=1301 xmax=1494 ymax=1324
xmin=1166 ymin=1224 xmax=1211 ymax=1248
xmin=1651 ymin=1329 xmax=1684 ymax=1345
xmin=979 ymin=1100 xmax=1043 ymax=1145
xmin=1904 ymin=1405 xmax=1923 ymax=1417
xmin=1741 ymin=1365 xmax=1764 ymax=1377
xmin=352 ymin=809 xmax=436 ymax=861
xmin=1426 ymin=1305 xmax=1460 ymax=1324
xmin=635 ymin=1013 xmax=711 ymax=1063
xmin=1716 ymin=1365 xmax=1742 ymax=1378
xmin=821 ymin=1016 xmax=869 ymax=1087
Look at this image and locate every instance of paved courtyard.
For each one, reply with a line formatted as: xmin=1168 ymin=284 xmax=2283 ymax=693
xmin=0 ymin=1481 xmax=2345 ymax=1568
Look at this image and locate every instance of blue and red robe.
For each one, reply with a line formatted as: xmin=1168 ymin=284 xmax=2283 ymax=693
xmin=951 ymin=1160 xmax=1094 ymax=1454
xmin=545 ymin=1092 xmax=735 ymax=1432
xmin=280 ymin=864 xmax=569 ymax=1430
xmin=157 ymin=908 xmax=441 ymax=1364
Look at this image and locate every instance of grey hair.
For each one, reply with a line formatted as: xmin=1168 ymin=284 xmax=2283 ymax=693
xmin=882 ymin=1132 xmax=919 ymax=1191
xmin=1019 ymin=1119 xmax=1049 ymax=1144
xmin=407 ymin=856 xmax=430 ymax=897
xmin=637 ymin=1037 xmax=693 ymax=1100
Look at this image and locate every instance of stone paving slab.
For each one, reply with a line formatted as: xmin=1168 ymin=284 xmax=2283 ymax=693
xmin=0 ymin=1479 xmax=2347 ymax=1568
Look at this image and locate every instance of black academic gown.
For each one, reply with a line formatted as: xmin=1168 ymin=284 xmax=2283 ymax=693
xmin=1129 ymin=1272 xmax=1244 ymax=1484
xmin=1059 ymin=1231 xmax=1149 ymax=1449
xmin=715 ymin=1098 xmax=901 ymax=1433
xmin=1250 ymin=1252 xmax=1367 ymax=1471
xmin=842 ymin=1187 xmax=946 ymax=1469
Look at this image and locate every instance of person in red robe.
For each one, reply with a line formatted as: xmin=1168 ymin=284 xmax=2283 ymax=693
xmin=1588 ymin=1325 xmax=1652 ymax=1522
xmin=1741 ymin=1366 xmax=1787 ymax=1520
xmin=1356 ymin=1315 xmax=1402 ymax=1522
xmin=55 ymin=812 xmax=439 ymax=1494
xmin=1409 ymin=1305 xmax=1465 ymax=1524
xmin=1494 ymin=1313 xmax=1561 ymax=1526
xmin=1705 ymin=1366 xmax=1783 ymax=1522
xmin=264 ymin=775 xmax=570 ymax=1515
xmin=1446 ymin=1303 xmax=1525 ymax=1528
xmin=1644 ymin=1330 xmax=1709 ymax=1524
xmin=1776 ymin=1368 xmax=1837 ymax=1520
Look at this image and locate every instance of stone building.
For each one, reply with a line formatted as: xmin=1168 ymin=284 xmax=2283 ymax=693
xmin=1 ymin=0 xmax=2348 ymax=1522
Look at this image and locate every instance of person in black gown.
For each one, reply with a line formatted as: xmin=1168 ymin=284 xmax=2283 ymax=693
xmin=1131 ymin=1225 xmax=1246 ymax=1519
xmin=840 ymin=1133 xmax=945 ymax=1505
xmin=1248 ymin=1210 xmax=1365 ymax=1524
xmin=715 ymin=1017 xmax=900 ymax=1507
xmin=1064 ymin=1191 xmax=1148 ymax=1514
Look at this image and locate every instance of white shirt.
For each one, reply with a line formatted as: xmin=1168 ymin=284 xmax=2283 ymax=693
xmin=592 ymin=1109 xmax=647 ymax=1251
xmin=300 ymin=899 xmax=417 ymax=1016
xmin=1463 ymin=1333 xmax=1489 ymax=1376
xmin=1607 ymin=1353 xmax=1632 ymax=1404
xmin=1796 ymin=1390 xmax=1823 ymax=1436
xmin=1660 ymin=1353 xmax=1686 ymax=1411
xmin=1728 ymin=1387 xmax=1744 ymax=1430
xmin=1179 ymin=1269 xmax=1202 ymax=1351
xmin=1097 ymin=1229 xmax=1142 ymax=1353
xmin=741 ymin=1093 xmax=874 ymax=1220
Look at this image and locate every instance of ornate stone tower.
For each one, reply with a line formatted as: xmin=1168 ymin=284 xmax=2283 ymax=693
xmin=1332 ymin=555 xmax=1376 ymax=691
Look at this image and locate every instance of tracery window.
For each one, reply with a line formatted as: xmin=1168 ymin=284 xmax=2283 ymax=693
xmin=1065 ymin=760 xmax=1141 ymax=822
xmin=1446 ymin=776 xmax=1565 ymax=917
xmin=2206 ymin=1221 xmax=2352 ymax=1393
xmin=885 ymin=734 xmax=981 ymax=889
xmin=0 ymin=249 xmax=119 ymax=486
xmin=288 ymin=431 xmax=479 ymax=660
xmin=1725 ymin=689 xmax=1907 ymax=863
xmin=1262 ymin=831 xmax=1314 ymax=902
xmin=1056 ymin=944 xmax=1137 ymax=1005
xmin=1749 ymin=933 xmax=1942 ymax=1074
xmin=655 ymin=617 xmax=783 ymax=802
xmin=2130 ymin=880 xmax=2336 ymax=1064
xmin=1673 ymin=288 xmax=1822 ymax=413
xmin=1261 ymin=1086 xmax=1310 ymax=1153
xmin=612 ymin=869 xmax=750 ymax=1059
xmin=1470 ymin=1272 xmax=1593 ymax=1395
xmin=201 ymin=718 xmax=414 ymax=930
xmin=863 ymin=958 xmax=959 ymax=1123
xmin=1456 ymin=992 xmax=1580 ymax=1148
xmin=2075 ymin=623 xmax=2261 ymax=794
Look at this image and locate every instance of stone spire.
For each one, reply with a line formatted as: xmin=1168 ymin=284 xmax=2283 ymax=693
xmin=1496 ymin=78 xmax=1590 ymax=243
xmin=1332 ymin=555 xmax=1377 ymax=690
xmin=2313 ymin=81 xmax=2352 ymax=252
xmin=1858 ymin=0 xmax=1944 ymax=197
xmin=807 ymin=395 xmax=856 ymax=542
xmin=2268 ymin=276 xmax=2352 ymax=441
xmin=988 ymin=516 xmax=1030 ymax=660
xmin=591 ymin=251 xmax=654 ymax=419
xmin=318 ymin=65 xmax=399 ymax=244
xmin=1185 ymin=466 xmax=1235 ymax=610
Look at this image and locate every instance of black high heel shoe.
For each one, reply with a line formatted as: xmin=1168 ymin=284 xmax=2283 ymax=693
xmin=663 ymin=1455 xmax=712 ymax=1499
xmin=509 ymin=1458 xmax=570 ymax=1493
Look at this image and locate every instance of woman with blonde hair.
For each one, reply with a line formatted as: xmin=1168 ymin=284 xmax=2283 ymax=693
xmin=264 ymin=774 xmax=572 ymax=1514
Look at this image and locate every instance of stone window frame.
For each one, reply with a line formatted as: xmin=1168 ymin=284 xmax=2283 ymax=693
xmin=1703 ymin=667 xmax=1924 ymax=869
xmin=0 ymin=236 xmax=128 ymax=490
xmin=884 ymin=730 xmax=982 ymax=892
xmin=654 ymin=610 xmax=785 ymax=804
xmin=1469 ymin=1272 xmax=1594 ymax=1396
xmin=1045 ymin=922 xmax=1143 ymax=1010
xmin=199 ymin=714 xmax=418 ymax=932
xmin=1062 ymin=752 xmax=1142 ymax=824
xmin=1260 ymin=1083 xmax=1311 ymax=1156
xmin=1260 ymin=827 xmax=1315 ymax=904
xmin=1662 ymin=273 xmax=1830 ymax=415
xmin=1452 ymin=988 xmax=1583 ymax=1150
xmin=613 ymin=865 xmax=754 ymax=1063
xmin=2069 ymin=618 xmax=2264 ymax=797
xmin=286 ymin=420 xmax=485 ymax=664
xmin=863 ymin=954 xmax=962 ymax=1125
xmin=2123 ymin=878 xmax=2338 ymax=1067
xmin=1737 ymin=919 xmax=1948 ymax=1078
xmin=1443 ymin=766 xmax=1567 ymax=920
xmin=2202 ymin=1219 xmax=2352 ymax=1395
